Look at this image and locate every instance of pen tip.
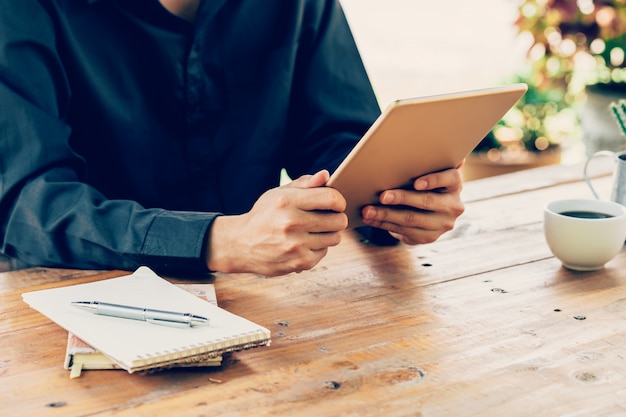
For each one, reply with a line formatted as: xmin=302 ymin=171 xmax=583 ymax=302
xmin=192 ymin=315 xmax=210 ymax=326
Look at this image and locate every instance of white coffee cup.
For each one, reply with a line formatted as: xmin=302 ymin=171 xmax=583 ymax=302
xmin=544 ymin=198 xmax=626 ymax=271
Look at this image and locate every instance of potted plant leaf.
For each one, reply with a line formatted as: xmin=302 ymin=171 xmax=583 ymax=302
xmin=515 ymin=0 xmax=626 ymax=155
xmin=461 ymin=73 xmax=567 ymax=180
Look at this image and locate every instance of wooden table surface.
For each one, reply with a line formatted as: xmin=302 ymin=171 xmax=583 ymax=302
xmin=1 ymin=162 xmax=624 ymax=417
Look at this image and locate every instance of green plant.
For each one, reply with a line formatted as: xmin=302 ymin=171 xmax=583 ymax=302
xmin=610 ymin=97 xmax=626 ymax=133
xmin=516 ymin=0 xmax=626 ymax=97
xmin=476 ymin=74 xmax=572 ymax=155
xmin=477 ymin=0 xmax=626 ymax=155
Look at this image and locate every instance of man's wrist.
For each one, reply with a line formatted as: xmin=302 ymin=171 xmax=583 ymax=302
xmin=205 ymin=215 xmax=235 ymax=273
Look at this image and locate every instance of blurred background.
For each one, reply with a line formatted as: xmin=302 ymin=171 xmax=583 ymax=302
xmin=340 ymin=0 xmax=626 ymax=179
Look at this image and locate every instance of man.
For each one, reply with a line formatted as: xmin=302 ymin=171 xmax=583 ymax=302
xmin=0 ymin=0 xmax=464 ymax=277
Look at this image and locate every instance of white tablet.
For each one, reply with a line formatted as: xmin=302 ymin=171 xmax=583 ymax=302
xmin=327 ymin=83 xmax=528 ymax=228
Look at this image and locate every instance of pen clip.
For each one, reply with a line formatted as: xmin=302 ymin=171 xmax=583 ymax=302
xmin=146 ymin=317 xmax=193 ymax=328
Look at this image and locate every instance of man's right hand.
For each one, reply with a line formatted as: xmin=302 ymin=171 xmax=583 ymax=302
xmin=205 ymin=170 xmax=348 ymax=276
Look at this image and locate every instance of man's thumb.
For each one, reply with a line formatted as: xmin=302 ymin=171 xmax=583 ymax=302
xmin=284 ymin=170 xmax=330 ymax=189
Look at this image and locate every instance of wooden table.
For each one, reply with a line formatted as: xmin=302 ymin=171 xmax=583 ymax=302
xmin=2 ymin=162 xmax=624 ymax=417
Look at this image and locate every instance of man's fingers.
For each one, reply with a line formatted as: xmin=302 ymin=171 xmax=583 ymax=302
xmin=414 ymin=168 xmax=463 ymax=191
xmin=276 ymin=185 xmax=346 ymax=214
xmin=362 ymin=205 xmax=436 ymax=231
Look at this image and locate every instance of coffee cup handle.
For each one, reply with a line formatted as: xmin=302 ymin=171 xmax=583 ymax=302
xmin=584 ymin=150 xmax=614 ymax=199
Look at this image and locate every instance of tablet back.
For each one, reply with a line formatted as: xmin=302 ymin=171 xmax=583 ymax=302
xmin=327 ymin=83 xmax=528 ymax=228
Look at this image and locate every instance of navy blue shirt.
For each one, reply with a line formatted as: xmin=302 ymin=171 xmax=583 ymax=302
xmin=0 ymin=0 xmax=381 ymax=275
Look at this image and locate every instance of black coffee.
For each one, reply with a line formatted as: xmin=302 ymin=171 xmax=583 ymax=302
xmin=560 ymin=210 xmax=614 ymax=219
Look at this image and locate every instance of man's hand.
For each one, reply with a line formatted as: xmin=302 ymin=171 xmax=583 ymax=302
xmin=206 ymin=170 xmax=348 ymax=276
xmin=361 ymin=168 xmax=465 ymax=245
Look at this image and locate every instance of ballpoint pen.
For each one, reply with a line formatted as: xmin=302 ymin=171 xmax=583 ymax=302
xmin=71 ymin=301 xmax=210 ymax=328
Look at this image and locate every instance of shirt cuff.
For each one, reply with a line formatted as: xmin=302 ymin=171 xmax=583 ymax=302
xmin=140 ymin=210 xmax=221 ymax=276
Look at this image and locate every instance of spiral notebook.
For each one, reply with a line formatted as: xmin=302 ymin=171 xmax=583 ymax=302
xmin=22 ymin=266 xmax=271 ymax=373
xmin=64 ymin=282 xmax=223 ymax=378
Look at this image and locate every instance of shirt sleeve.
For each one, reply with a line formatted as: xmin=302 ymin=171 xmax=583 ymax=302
xmin=0 ymin=1 xmax=215 ymax=276
xmin=283 ymin=0 xmax=382 ymax=177
xmin=283 ymin=0 xmax=395 ymax=245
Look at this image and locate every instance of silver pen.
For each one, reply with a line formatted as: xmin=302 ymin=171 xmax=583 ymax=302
xmin=71 ymin=301 xmax=209 ymax=328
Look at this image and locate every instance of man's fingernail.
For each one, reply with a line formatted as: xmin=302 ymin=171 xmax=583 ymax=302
xmin=381 ymin=192 xmax=395 ymax=204
xmin=415 ymin=179 xmax=428 ymax=190
xmin=364 ymin=206 xmax=377 ymax=219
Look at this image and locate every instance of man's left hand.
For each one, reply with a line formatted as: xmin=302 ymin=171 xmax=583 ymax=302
xmin=361 ymin=168 xmax=465 ymax=245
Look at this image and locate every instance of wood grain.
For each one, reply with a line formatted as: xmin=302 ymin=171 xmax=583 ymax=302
xmin=1 ymin=164 xmax=624 ymax=417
